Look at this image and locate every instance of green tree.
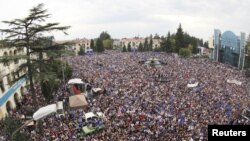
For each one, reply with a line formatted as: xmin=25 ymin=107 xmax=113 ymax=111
xmin=127 ymin=43 xmax=132 ymax=52
xmin=0 ymin=117 xmax=30 ymax=141
xmin=187 ymin=44 xmax=193 ymax=52
xmin=78 ymin=46 xmax=85 ymax=55
xmin=122 ymin=45 xmax=127 ymax=52
xmin=40 ymin=60 xmax=72 ymax=101
xmin=0 ymin=3 xmax=70 ymax=109
xmin=138 ymin=42 xmax=143 ymax=52
xmin=99 ymin=31 xmax=111 ymax=40
xmin=149 ymin=36 xmax=153 ymax=51
xmin=175 ymin=24 xmax=185 ymax=53
xmin=183 ymin=33 xmax=198 ymax=54
xmin=166 ymin=32 xmax=172 ymax=52
xmin=96 ymin=38 xmax=104 ymax=52
xmin=160 ymin=32 xmax=172 ymax=52
xmin=90 ymin=39 xmax=95 ymax=51
xmin=144 ymin=38 xmax=149 ymax=51
xmin=103 ymin=39 xmax=113 ymax=49
xmin=204 ymin=41 xmax=209 ymax=48
xmin=179 ymin=48 xmax=191 ymax=57
xmin=97 ymin=31 xmax=111 ymax=52
xmin=153 ymin=33 xmax=160 ymax=39
xmin=160 ymin=38 xmax=167 ymax=52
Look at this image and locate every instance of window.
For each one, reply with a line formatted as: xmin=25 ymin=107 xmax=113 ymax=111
xmin=17 ymin=71 xmax=20 ymax=78
xmin=12 ymin=72 xmax=15 ymax=80
xmin=3 ymin=52 xmax=8 ymax=66
xmin=14 ymin=50 xmax=19 ymax=64
xmin=7 ymin=75 xmax=11 ymax=85
xmin=0 ymin=79 xmax=5 ymax=92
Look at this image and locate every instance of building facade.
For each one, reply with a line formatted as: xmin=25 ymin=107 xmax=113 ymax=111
xmin=210 ymin=29 xmax=246 ymax=69
xmin=120 ymin=37 xmax=161 ymax=50
xmin=57 ymin=38 xmax=91 ymax=55
xmin=0 ymin=46 xmax=27 ymax=119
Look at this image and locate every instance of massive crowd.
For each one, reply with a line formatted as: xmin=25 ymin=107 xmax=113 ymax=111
xmin=1 ymin=50 xmax=249 ymax=141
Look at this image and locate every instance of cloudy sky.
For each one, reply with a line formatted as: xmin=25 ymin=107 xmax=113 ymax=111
xmin=0 ymin=0 xmax=249 ymax=41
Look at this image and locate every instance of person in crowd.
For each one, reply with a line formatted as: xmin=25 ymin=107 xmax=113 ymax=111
xmin=1 ymin=50 xmax=249 ymax=141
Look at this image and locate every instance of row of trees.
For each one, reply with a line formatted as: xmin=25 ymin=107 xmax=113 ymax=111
xmin=122 ymin=36 xmax=154 ymax=52
xmin=160 ymin=24 xmax=204 ymax=57
xmin=78 ymin=31 xmax=113 ymax=55
xmin=91 ymin=31 xmax=113 ymax=53
xmin=121 ymin=24 xmax=206 ymax=57
xmin=0 ymin=117 xmax=30 ymax=141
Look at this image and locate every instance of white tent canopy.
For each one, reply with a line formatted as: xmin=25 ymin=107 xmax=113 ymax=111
xmin=187 ymin=82 xmax=199 ymax=88
xmin=227 ymin=79 xmax=242 ymax=85
xmin=69 ymin=95 xmax=88 ymax=109
xmin=33 ymin=104 xmax=57 ymax=121
xmin=68 ymin=78 xmax=84 ymax=84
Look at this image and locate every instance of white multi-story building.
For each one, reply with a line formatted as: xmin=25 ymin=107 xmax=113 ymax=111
xmin=72 ymin=38 xmax=91 ymax=54
xmin=57 ymin=38 xmax=91 ymax=55
xmin=120 ymin=37 xmax=161 ymax=50
xmin=120 ymin=38 xmax=145 ymax=49
xmin=0 ymin=46 xmax=28 ymax=119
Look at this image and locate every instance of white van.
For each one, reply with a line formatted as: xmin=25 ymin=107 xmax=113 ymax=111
xmin=56 ymin=101 xmax=65 ymax=117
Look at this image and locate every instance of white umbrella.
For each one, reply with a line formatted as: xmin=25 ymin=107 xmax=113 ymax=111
xmin=68 ymin=78 xmax=84 ymax=84
xmin=33 ymin=104 xmax=57 ymax=121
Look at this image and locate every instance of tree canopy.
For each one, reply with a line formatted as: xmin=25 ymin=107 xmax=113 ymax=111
xmin=90 ymin=39 xmax=95 ymax=51
xmin=103 ymin=39 xmax=113 ymax=49
xmin=127 ymin=43 xmax=132 ymax=52
xmin=99 ymin=31 xmax=111 ymax=41
xmin=96 ymin=38 xmax=104 ymax=52
xmin=0 ymin=3 xmax=70 ymax=108
xmin=175 ymin=24 xmax=185 ymax=53
xmin=0 ymin=117 xmax=30 ymax=141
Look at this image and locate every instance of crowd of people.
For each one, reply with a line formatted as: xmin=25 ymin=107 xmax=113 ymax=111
xmin=1 ymin=50 xmax=249 ymax=141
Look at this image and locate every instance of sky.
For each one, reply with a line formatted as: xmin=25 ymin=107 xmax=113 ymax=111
xmin=0 ymin=0 xmax=249 ymax=41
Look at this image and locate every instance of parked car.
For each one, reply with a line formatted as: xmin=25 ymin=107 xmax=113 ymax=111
xmin=84 ymin=112 xmax=105 ymax=121
xmin=80 ymin=112 xmax=106 ymax=136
